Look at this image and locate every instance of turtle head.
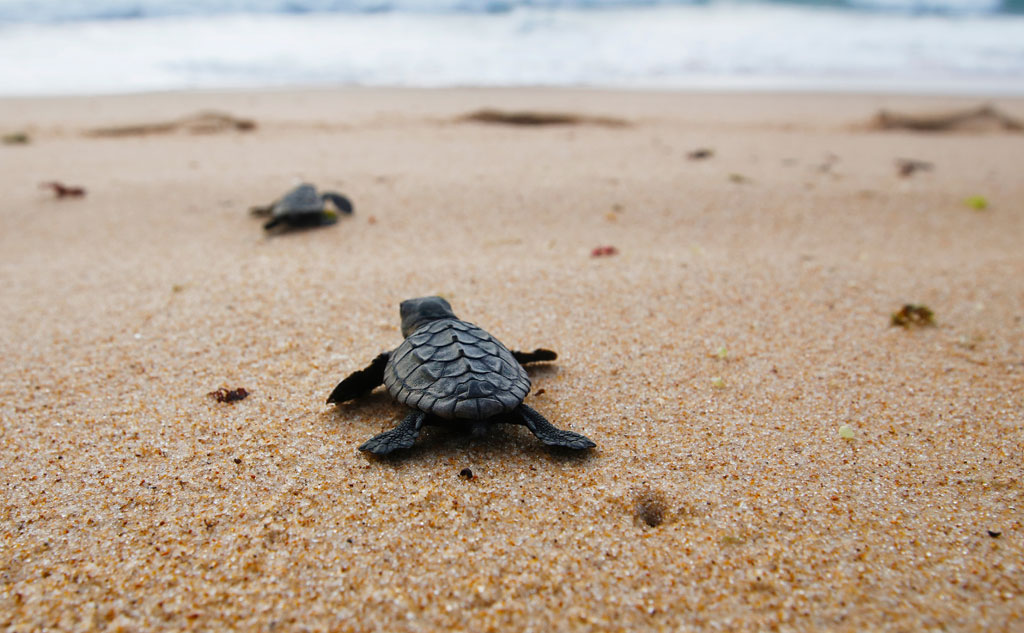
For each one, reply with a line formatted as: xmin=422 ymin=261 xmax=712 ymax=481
xmin=400 ymin=296 xmax=456 ymax=337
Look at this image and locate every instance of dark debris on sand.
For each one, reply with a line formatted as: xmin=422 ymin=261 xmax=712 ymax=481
xmin=40 ymin=181 xmax=86 ymax=198
xmin=208 ymin=387 xmax=250 ymax=403
xmin=896 ymin=158 xmax=933 ymax=177
xmin=891 ymin=304 xmax=935 ymax=328
xmin=3 ymin=132 xmax=30 ymax=145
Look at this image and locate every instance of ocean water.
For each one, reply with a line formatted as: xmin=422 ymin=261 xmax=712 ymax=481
xmin=0 ymin=0 xmax=1022 ymax=95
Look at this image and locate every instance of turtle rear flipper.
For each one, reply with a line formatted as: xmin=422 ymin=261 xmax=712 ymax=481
xmin=516 ymin=404 xmax=594 ymax=450
xmin=359 ymin=410 xmax=426 ymax=455
xmin=327 ymin=352 xmax=390 ymax=404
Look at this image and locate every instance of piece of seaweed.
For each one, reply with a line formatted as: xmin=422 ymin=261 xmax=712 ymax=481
xmin=87 ymin=111 xmax=256 ymax=138
xmin=458 ymin=109 xmax=627 ymax=127
xmin=870 ymin=104 xmax=1022 ymax=133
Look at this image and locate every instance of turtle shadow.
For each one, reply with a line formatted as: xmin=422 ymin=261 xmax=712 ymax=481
xmin=327 ymin=390 xmax=394 ymax=414
xmin=322 ymin=392 xmax=399 ymax=437
xmin=523 ymin=364 xmax=558 ymax=380
xmin=518 ymin=440 xmax=599 ymax=465
xmin=259 ymin=222 xmax=344 ymax=239
xmin=326 ymin=392 xmax=597 ymax=463
xmin=356 ymin=428 xmax=463 ymax=466
xmin=474 ymin=425 xmax=599 ymax=466
xmin=355 ymin=422 xmax=598 ymax=466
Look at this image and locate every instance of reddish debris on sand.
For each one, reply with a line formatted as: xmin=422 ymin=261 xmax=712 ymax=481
xmin=591 ymin=245 xmax=619 ymax=257
xmin=208 ymin=387 xmax=249 ymax=403
xmin=40 ymin=181 xmax=86 ymax=198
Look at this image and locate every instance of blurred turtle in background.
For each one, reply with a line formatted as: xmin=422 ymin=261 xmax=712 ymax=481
xmin=250 ymin=183 xmax=353 ymax=231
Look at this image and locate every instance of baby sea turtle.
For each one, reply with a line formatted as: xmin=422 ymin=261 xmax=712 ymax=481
xmin=327 ymin=296 xmax=596 ymax=454
xmin=250 ymin=183 xmax=353 ymax=231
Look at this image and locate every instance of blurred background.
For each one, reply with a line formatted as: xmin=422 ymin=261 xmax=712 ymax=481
xmin=1 ymin=0 xmax=1022 ymax=96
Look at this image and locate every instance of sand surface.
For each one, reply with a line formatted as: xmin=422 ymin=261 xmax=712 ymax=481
xmin=1 ymin=88 xmax=1023 ymax=631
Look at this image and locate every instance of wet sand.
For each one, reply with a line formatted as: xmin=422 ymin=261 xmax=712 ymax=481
xmin=1 ymin=88 xmax=1023 ymax=631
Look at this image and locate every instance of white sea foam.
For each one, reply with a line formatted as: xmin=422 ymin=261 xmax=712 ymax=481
xmin=0 ymin=0 xmax=1016 ymax=21
xmin=0 ymin=5 xmax=1022 ymax=95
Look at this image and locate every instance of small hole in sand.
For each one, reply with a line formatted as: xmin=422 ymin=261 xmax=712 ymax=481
xmin=634 ymin=487 xmax=667 ymax=528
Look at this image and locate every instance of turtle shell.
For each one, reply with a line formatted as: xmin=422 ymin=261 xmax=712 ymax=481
xmin=383 ymin=318 xmax=530 ymax=420
xmin=274 ymin=183 xmax=323 ymax=215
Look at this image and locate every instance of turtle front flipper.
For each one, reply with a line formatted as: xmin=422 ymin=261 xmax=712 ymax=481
xmin=262 ymin=215 xmax=286 ymax=230
xmin=516 ymin=404 xmax=595 ymax=450
xmin=323 ymin=192 xmax=354 ymax=215
xmin=327 ymin=352 xmax=390 ymax=404
xmin=359 ymin=410 xmax=426 ymax=455
xmin=512 ymin=348 xmax=557 ymax=365
xmin=265 ymin=210 xmax=337 ymax=231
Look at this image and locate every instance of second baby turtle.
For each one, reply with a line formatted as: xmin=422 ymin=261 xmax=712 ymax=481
xmin=327 ymin=296 xmax=596 ymax=455
xmin=250 ymin=183 xmax=353 ymax=231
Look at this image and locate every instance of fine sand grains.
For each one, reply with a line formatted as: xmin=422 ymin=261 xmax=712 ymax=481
xmin=1 ymin=89 xmax=1023 ymax=632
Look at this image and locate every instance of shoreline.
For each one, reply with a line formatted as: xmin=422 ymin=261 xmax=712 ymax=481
xmin=4 ymin=85 xmax=1023 ymax=131
xmin=4 ymin=75 xmax=1024 ymax=101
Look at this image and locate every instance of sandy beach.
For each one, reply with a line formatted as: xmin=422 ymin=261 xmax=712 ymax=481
xmin=1 ymin=87 xmax=1022 ymax=631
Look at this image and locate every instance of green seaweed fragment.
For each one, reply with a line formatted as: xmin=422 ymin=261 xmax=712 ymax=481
xmin=2 ymin=132 xmax=30 ymax=145
xmin=965 ymin=195 xmax=988 ymax=210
